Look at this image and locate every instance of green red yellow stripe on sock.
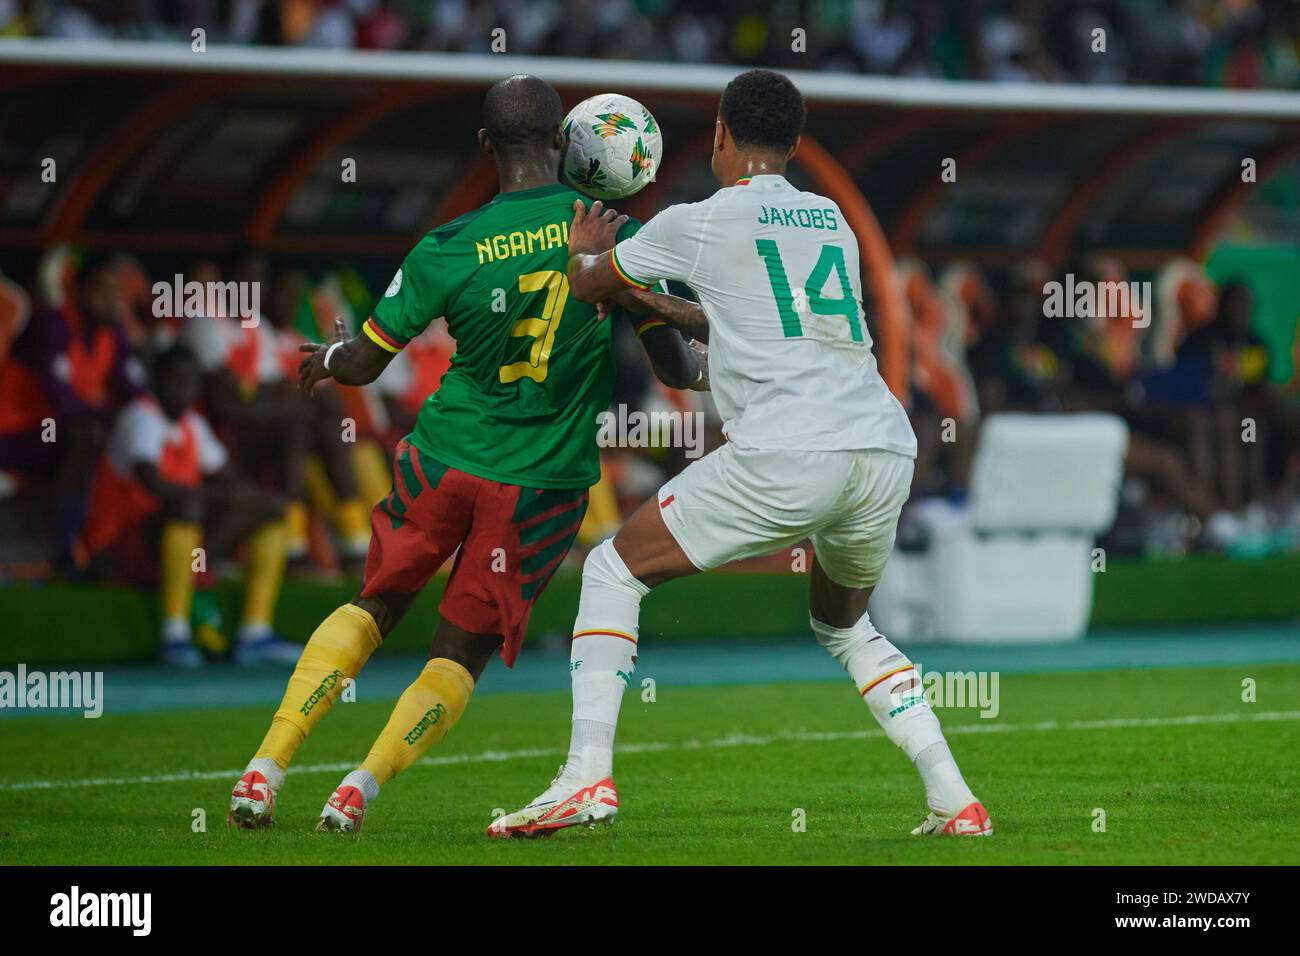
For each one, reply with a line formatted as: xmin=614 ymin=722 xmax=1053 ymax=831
xmin=859 ymin=664 xmax=916 ymax=697
xmin=572 ymin=627 xmax=638 ymax=645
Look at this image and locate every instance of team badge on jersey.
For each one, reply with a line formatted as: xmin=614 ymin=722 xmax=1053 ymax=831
xmin=384 ymin=269 xmax=403 ymax=298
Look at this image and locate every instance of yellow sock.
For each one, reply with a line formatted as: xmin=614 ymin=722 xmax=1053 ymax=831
xmin=360 ymin=658 xmax=475 ymax=786
xmin=335 ymin=497 xmax=370 ymax=549
xmin=303 ymin=456 xmax=339 ymax=522
xmin=578 ymin=464 xmax=617 ymax=546
xmin=353 ymin=440 xmax=392 ymax=506
xmin=284 ymin=500 xmax=309 ymax=557
xmin=160 ymin=521 xmax=202 ymax=622
xmin=241 ymin=520 xmax=286 ymax=631
xmin=254 ymin=604 xmax=383 ymax=769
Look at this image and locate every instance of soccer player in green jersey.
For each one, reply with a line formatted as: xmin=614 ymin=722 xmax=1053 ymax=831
xmin=227 ymin=75 xmax=706 ymax=833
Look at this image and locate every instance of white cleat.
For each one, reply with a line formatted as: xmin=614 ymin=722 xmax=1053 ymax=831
xmin=315 ymin=784 xmax=365 ymax=834
xmin=228 ymin=769 xmax=278 ymax=829
xmin=488 ymin=767 xmax=619 ymax=839
xmin=911 ymin=800 xmax=993 ymax=836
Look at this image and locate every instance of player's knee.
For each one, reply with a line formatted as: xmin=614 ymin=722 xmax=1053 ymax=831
xmin=165 ymin=489 xmax=206 ymax=525
xmin=352 ymin=594 xmax=406 ymax=637
xmin=811 ymin=611 xmax=910 ymax=676
xmin=429 ymin=631 xmax=502 ymax=682
xmin=582 ymin=539 xmax=644 ymax=596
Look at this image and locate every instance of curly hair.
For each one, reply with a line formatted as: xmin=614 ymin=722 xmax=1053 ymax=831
xmin=718 ymin=69 xmax=806 ymax=153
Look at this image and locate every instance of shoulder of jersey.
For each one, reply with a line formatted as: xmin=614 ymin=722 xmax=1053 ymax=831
xmin=424 ymin=198 xmax=504 ymax=247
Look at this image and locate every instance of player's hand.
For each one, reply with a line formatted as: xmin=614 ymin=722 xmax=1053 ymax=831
xmin=688 ymin=339 xmax=709 ymax=391
xmin=298 ymin=317 xmax=347 ymax=394
xmin=569 ymin=199 xmax=627 ymax=256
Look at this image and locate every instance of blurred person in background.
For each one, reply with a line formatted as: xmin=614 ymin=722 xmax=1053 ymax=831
xmin=0 ymin=251 xmax=144 ymax=574
xmin=900 ymin=259 xmax=978 ymax=500
xmin=183 ymin=250 xmax=316 ymax=570
xmin=1050 ymin=256 xmax=1217 ymax=547
xmin=78 ymin=345 xmax=291 ymax=665
xmin=965 ymin=258 xmax=1060 ymax=415
xmin=1171 ymin=280 xmax=1278 ymax=546
xmin=266 ymin=267 xmax=373 ymax=571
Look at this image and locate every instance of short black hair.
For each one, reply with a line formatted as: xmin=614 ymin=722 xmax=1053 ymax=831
xmin=153 ymin=344 xmax=197 ymax=380
xmin=719 ymin=69 xmax=805 ymax=153
xmin=482 ymin=74 xmax=563 ymax=153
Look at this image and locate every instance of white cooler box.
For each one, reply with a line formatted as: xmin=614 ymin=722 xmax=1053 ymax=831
xmin=870 ymin=413 xmax=1129 ymax=644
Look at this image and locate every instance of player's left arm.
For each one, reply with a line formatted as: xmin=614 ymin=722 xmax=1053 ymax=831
xmin=631 ymin=317 xmax=708 ymax=392
xmin=610 ymin=287 xmax=710 ymax=343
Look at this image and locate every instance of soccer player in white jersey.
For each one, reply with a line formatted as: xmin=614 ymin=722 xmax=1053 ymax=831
xmin=491 ymin=70 xmax=991 ymax=839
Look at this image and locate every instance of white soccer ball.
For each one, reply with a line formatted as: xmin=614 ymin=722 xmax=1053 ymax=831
xmin=562 ymin=93 xmax=663 ymax=200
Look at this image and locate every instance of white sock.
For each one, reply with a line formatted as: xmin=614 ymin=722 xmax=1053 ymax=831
xmin=811 ymin=612 xmax=975 ymax=816
xmin=238 ymin=623 xmax=272 ymax=645
xmin=244 ymin=756 xmax=285 ymax=792
xmin=561 ymin=540 xmax=646 ymax=784
xmin=913 ymin=741 xmax=976 ymax=818
xmin=341 ymin=768 xmax=380 ymax=805
xmin=162 ymin=617 xmax=190 ymax=646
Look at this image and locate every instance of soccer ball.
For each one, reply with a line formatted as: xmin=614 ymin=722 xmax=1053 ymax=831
xmin=562 ymin=93 xmax=663 ymax=200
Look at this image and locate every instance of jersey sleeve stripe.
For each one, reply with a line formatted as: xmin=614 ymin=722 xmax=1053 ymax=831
xmin=610 ymin=248 xmax=653 ymax=290
xmin=363 ymin=317 xmax=405 ymax=353
xmin=633 ymin=317 xmax=668 ymax=337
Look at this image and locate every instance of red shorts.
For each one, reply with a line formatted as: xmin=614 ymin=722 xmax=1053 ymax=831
xmin=360 ymin=439 xmax=589 ymax=667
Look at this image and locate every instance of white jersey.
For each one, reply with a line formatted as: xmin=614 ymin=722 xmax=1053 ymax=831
xmin=613 ymin=174 xmax=916 ymax=457
xmin=106 ymin=398 xmax=228 ymax=479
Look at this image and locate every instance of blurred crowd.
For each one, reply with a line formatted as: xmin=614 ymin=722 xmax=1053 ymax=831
xmin=0 ymin=247 xmax=704 ymax=661
xmin=898 ymin=254 xmax=1300 ymax=558
xmin=2 ymin=0 xmax=1298 ymax=89
xmin=2 ymin=245 xmax=1298 ymax=577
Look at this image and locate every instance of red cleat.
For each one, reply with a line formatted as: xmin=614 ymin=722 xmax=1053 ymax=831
xmin=912 ymin=800 xmax=993 ymax=836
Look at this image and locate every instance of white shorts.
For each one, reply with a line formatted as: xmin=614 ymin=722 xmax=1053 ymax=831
xmin=655 ymin=443 xmax=914 ymax=589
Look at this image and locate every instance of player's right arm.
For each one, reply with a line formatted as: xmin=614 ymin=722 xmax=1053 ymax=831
xmin=569 ymin=200 xmax=706 ymax=318
xmin=611 ymin=287 xmax=710 ymax=343
xmin=300 ymin=234 xmax=448 ymax=392
xmin=299 ymin=318 xmax=393 ymax=391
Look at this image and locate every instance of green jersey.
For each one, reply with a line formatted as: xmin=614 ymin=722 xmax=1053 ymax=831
xmin=365 ymin=182 xmax=639 ymax=489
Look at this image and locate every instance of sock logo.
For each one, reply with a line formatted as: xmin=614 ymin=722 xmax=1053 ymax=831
xmin=299 ymin=669 xmax=345 ymax=717
xmin=403 ymin=703 xmax=448 ymax=745
xmin=888 ymin=694 xmax=927 ymax=718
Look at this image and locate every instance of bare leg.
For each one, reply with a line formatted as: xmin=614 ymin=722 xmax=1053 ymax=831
xmin=609 ymin=492 xmax=701 ymax=589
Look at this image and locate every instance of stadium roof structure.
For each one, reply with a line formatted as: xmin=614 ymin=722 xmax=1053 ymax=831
xmin=2 ymin=39 xmax=1299 ymax=393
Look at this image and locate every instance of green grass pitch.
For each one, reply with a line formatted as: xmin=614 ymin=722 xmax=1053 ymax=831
xmin=1 ymin=663 xmax=1296 ymax=865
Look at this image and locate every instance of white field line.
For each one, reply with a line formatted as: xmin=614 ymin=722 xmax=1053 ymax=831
xmin=1 ymin=709 xmax=1296 ymax=794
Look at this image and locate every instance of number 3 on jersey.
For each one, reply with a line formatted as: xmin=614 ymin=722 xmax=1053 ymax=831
xmin=755 ymin=239 xmax=863 ymax=342
xmin=499 ymin=269 xmax=570 ymax=384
